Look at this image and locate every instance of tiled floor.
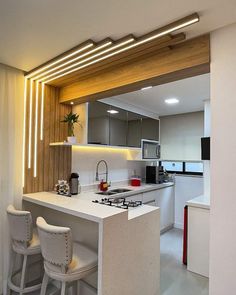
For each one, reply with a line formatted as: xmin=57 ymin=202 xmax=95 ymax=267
xmin=160 ymin=228 xmax=209 ymax=295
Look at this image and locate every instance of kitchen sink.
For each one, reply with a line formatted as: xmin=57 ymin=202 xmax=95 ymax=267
xmin=109 ymin=188 xmax=132 ymax=193
xmin=96 ymin=191 xmax=117 ymax=196
xmin=96 ymin=188 xmax=132 ymax=196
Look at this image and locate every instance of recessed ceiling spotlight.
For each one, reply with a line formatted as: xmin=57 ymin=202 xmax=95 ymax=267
xmin=70 ymin=102 xmax=74 ymax=105
xmin=141 ymin=86 xmax=153 ymax=91
xmin=165 ymin=98 xmax=179 ymax=104
xmin=107 ymin=109 xmax=119 ymax=114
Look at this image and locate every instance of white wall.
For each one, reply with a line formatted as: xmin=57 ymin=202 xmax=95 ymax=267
xmin=160 ymin=112 xmax=204 ymax=160
xmin=210 ymin=23 xmax=236 ymax=295
xmin=174 ymin=175 xmax=204 ymax=229
xmin=72 ymin=147 xmax=145 ymax=187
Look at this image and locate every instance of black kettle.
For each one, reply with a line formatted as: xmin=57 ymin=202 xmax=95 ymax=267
xmin=69 ymin=173 xmax=79 ymax=195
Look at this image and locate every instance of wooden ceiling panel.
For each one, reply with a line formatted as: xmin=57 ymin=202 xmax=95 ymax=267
xmin=48 ymin=33 xmax=186 ymax=87
xmin=59 ymin=34 xmax=210 ymax=103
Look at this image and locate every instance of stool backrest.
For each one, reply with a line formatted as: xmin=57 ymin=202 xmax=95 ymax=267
xmin=7 ymin=205 xmax=33 ymax=243
xmin=36 ymin=217 xmax=73 ymax=270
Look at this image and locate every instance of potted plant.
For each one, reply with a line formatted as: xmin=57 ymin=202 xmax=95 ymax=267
xmin=61 ymin=111 xmax=81 ymax=144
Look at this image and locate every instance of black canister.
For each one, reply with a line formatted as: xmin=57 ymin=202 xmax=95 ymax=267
xmin=69 ymin=173 xmax=79 ymax=195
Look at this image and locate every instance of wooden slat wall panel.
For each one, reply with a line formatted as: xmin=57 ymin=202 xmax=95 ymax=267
xmin=23 ymin=84 xmax=72 ymax=194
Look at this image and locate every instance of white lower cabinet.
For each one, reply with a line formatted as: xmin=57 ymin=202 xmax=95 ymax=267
xmin=187 ymin=206 xmax=209 ymax=277
xmin=142 ymin=186 xmax=174 ymax=232
xmin=125 ymin=193 xmax=143 ymax=202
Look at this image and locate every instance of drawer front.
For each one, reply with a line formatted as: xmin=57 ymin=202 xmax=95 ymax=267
xmin=143 ymin=190 xmax=158 ymax=203
xmin=144 ymin=200 xmax=157 ymax=206
xmin=125 ymin=193 xmax=143 ymax=202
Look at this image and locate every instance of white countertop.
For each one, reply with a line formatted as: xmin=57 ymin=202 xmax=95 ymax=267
xmin=23 ymin=182 xmax=173 ymax=223
xmin=186 ymin=195 xmax=210 ymax=210
xmin=77 ymin=182 xmax=174 ymax=201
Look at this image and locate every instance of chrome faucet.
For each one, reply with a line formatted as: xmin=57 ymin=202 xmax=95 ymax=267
xmin=95 ymin=160 xmax=108 ymax=182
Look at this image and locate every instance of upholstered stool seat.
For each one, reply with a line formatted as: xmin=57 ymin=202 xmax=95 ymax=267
xmin=7 ymin=205 xmax=42 ymax=295
xmin=37 ymin=217 xmax=98 ymax=295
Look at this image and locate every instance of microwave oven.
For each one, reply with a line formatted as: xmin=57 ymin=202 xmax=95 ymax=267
xmin=141 ymin=139 xmax=160 ymax=160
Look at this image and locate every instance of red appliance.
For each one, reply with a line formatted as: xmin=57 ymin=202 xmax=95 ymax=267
xmin=99 ymin=180 xmax=108 ymax=191
xmin=130 ymin=177 xmax=141 ymax=186
xmin=182 ymin=205 xmax=188 ymax=265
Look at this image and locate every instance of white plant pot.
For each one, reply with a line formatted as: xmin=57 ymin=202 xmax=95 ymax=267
xmin=67 ymin=136 xmax=77 ymax=144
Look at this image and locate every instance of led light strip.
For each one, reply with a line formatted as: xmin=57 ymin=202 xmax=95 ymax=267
xmin=26 ymin=42 xmax=94 ymax=78
xmin=28 ymin=79 xmax=33 ymax=168
xmin=24 ymin=13 xmax=199 ymax=179
xmin=33 ymin=41 xmax=113 ymax=80
xmin=40 ymin=83 xmax=45 ymax=140
xmin=44 ymin=15 xmax=199 ymax=83
xmin=22 ymin=77 xmax=28 ymax=187
xmin=33 ymin=81 xmax=39 ymax=177
xmin=38 ymin=38 xmax=135 ymax=82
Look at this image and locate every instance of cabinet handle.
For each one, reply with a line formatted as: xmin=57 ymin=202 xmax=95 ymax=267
xmin=144 ymin=199 xmax=155 ymax=204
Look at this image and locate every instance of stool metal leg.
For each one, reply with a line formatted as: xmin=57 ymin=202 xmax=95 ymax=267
xmin=19 ymin=255 xmax=28 ymax=295
xmin=40 ymin=273 xmax=49 ymax=295
xmin=61 ymin=282 xmax=66 ymax=295
xmin=7 ymin=250 xmax=16 ymax=295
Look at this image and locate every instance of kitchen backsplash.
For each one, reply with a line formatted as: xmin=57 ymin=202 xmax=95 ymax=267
xmin=71 ymin=146 xmax=146 ymax=188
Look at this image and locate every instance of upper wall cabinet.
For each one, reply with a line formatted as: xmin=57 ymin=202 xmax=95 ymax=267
xmin=87 ymin=101 xmax=159 ymax=148
xmin=127 ymin=112 xmax=142 ymax=148
xmin=88 ymin=101 xmax=110 ymax=145
xmin=142 ymin=117 xmax=160 ymax=141
xmin=109 ymin=107 xmax=128 ymax=147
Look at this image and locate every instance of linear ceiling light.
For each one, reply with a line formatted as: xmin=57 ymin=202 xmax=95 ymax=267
xmin=22 ymin=77 xmax=28 ymax=186
xmin=44 ymin=13 xmax=199 ymax=84
xmin=33 ymin=40 xmax=113 ymax=80
xmin=34 ymin=81 xmax=39 ymax=177
xmin=26 ymin=42 xmax=94 ymax=79
xmin=39 ymin=37 xmax=135 ymax=82
xmin=40 ymin=83 xmax=45 ymax=140
xmin=28 ymin=79 xmax=33 ymax=168
xmin=137 ymin=13 xmax=199 ymax=45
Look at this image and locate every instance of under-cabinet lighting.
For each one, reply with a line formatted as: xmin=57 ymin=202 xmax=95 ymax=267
xmin=165 ymin=98 xmax=179 ymax=104
xmin=44 ymin=13 xmax=199 ymax=84
xmin=72 ymin=145 xmax=129 ymax=153
xmin=22 ymin=77 xmax=28 ymax=186
xmin=33 ymin=41 xmax=112 ymax=80
xmin=34 ymin=81 xmax=39 ymax=177
xmin=141 ymin=86 xmax=153 ymax=90
xmin=26 ymin=42 xmax=94 ymax=79
xmin=28 ymin=79 xmax=33 ymax=168
xmin=107 ymin=109 xmax=119 ymax=114
xmin=39 ymin=37 xmax=135 ymax=82
xmin=40 ymin=83 xmax=45 ymax=140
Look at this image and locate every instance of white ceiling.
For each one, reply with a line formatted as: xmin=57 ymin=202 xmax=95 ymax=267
xmin=1 ymin=0 xmax=236 ymax=71
xmin=101 ymin=73 xmax=210 ymax=116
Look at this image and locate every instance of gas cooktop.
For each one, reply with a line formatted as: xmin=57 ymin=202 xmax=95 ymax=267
xmin=92 ymin=197 xmax=142 ymax=210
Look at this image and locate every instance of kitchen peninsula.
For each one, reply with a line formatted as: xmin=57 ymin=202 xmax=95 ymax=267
xmin=22 ymin=182 xmax=174 ymax=295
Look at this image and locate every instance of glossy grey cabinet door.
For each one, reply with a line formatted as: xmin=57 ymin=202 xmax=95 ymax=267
xmin=127 ymin=112 xmax=142 ymax=147
xmin=141 ymin=117 xmax=160 ymax=141
xmin=109 ymin=107 xmax=128 ymax=146
xmin=87 ymin=101 xmax=110 ymax=145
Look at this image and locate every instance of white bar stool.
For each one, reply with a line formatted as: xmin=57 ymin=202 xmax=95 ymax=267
xmin=36 ymin=217 xmax=98 ymax=295
xmin=6 ymin=205 xmax=42 ymax=295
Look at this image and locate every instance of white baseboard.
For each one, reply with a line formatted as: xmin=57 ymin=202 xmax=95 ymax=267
xmin=174 ymin=222 xmax=183 ymax=230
